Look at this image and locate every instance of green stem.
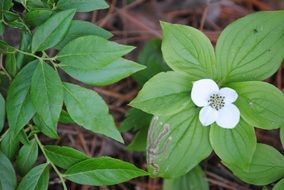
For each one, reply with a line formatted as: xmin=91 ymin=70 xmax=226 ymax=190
xmin=0 ymin=54 xmax=12 ymax=80
xmin=34 ymin=134 xmax=68 ymax=190
xmin=16 ymin=49 xmax=42 ymax=60
xmin=0 ymin=130 xmax=9 ymax=142
xmin=41 ymin=51 xmax=58 ymax=70
xmin=16 ymin=49 xmax=57 ymax=63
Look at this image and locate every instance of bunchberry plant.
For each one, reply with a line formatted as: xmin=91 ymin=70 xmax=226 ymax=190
xmin=130 ymin=10 xmax=284 ymax=187
xmin=122 ymin=39 xmax=210 ymax=189
xmin=0 ymin=0 xmax=148 ymax=189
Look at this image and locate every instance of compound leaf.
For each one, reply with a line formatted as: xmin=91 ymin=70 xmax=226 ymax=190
xmin=56 ymin=0 xmax=108 ymax=12
xmin=16 ymin=139 xmax=38 ymax=175
xmin=31 ymin=9 xmax=75 ymax=52
xmin=61 ymin=58 xmax=145 ymax=86
xmin=55 ymin=20 xmax=112 ymax=49
xmin=58 ymin=36 xmax=134 ymax=72
xmin=31 ymin=62 xmax=63 ymax=138
xmin=6 ymin=61 xmax=37 ymax=135
xmin=0 ymin=151 xmax=17 ymax=190
xmin=64 ymin=157 xmax=148 ymax=186
xmin=44 ymin=145 xmax=89 ymax=169
xmin=17 ymin=164 xmax=49 ymax=190
xmin=63 ymin=83 xmax=123 ymax=143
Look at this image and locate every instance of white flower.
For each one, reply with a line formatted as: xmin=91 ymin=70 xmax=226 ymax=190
xmin=191 ymin=79 xmax=240 ymax=129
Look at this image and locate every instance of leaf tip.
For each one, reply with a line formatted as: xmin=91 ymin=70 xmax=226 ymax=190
xmin=126 ymin=45 xmax=136 ymax=53
xmin=160 ymin=21 xmax=171 ymax=30
xmin=128 ymin=99 xmax=137 ymax=108
xmin=133 ymin=63 xmax=147 ymax=72
xmin=115 ymin=134 xmax=125 ymax=144
xmin=102 ymin=0 xmax=110 ymax=9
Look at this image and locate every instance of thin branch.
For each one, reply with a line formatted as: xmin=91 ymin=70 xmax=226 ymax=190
xmin=34 ymin=134 xmax=68 ymax=190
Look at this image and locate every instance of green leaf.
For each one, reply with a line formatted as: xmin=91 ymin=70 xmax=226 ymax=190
xmin=0 ymin=151 xmax=17 ymax=190
xmin=31 ymin=62 xmax=63 ymax=138
xmin=225 ymin=144 xmax=284 ymax=185
xmin=160 ymin=22 xmax=216 ymax=80
xmin=146 ymin=106 xmax=212 ymax=178
xmin=4 ymin=52 xmax=17 ymax=77
xmin=130 ymin=71 xmax=193 ymax=116
xmin=133 ymin=39 xmax=170 ymax=86
xmin=64 ymin=157 xmax=148 ymax=186
xmin=216 ymin=10 xmax=284 ymax=83
xmin=56 ymin=0 xmax=109 ymax=12
xmin=0 ymin=21 xmax=5 ymax=35
xmin=209 ymin=119 xmax=256 ymax=170
xmin=17 ymin=164 xmax=49 ymax=190
xmin=0 ymin=0 xmax=13 ymax=15
xmin=120 ymin=108 xmax=152 ymax=132
xmin=121 ymin=108 xmax=152 ymax=152
xmin=6 ymin=61 xmax=37 ymax=135
xmin=280 ymin=128 xmax=284 ymax=149
xmin=3 ymin=11 xmax=18 ymax=22
xmin=31 ymin=9 xmax=75 ymax=52
xmin=61 ymin=58 xmax=145 ymax=86
xmin=14 ymin=0 xmax=26 ymax=6
xmin=119 ymin=108 xmax=152 ymax=151
xmin=57 ymin=36 xmax=134 ymax=72
xmin=18 ymin=130 xmax=30 ymax=145
xmin=273 ymin=178 xmax=284 ymax=190
xmin=63 ymin=83 xmax=123 ymax=142
xmin=0 ymin=129 xmax=20 ymax=159
xmin=44 ymin=145 xmax=89 ymax=169
xmin=33 ymin=114 xmax=58 ymax=138
xmin=127 ymin=125 xmax=149 ymax=151
xmin=55 ymin=20 xmax=112 ymax=49
xmin=0 ymin=73 xmax=10 ymax=95
xmin=120 ymin=108 xmax=152 ymax=152
xmin=228 ymin=81 xmax=284 ymax=130
xmin=4 ymin=12 xmax=29 ymax=31
xmin=163 ymin=166 xmax=209 ymax=190
xmin=25 ymin=8 xmax=53 ymax=28
xmin=16 ymin=139 xmax=38 ymax=175
xmin=0 ymin=93 xmax=4 ymax=132
xmin=16 ymin=32 xmax=33 ymax=69
xmin=24 ymin=0 xmax=45 ymax=9
xmin=59 ymin=110 xmax=75 ymax=124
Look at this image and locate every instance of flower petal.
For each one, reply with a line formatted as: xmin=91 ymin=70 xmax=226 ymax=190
xmin=216 ymin=104 xmax=240 ymax=129
xmin=219 ymin=87 xmax=238 ymax=103
xmin=199 ymin=106 xmax=218 ymax=126
xmin=191 ymin=79 xmax=219 ymax=107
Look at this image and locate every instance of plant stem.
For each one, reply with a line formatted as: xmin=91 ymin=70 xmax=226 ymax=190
xmin=41 ymin=51 xmax=58 ymax=70
xmin=0 ymin=130 xmax=9 ymax=142
xmin=0 ymin=54 xmax=12 ymax=80
xmin=34 ymin=134 xmax=68 ymax=190
xmin=16 ymin=49 xmax=41 ymax=59
xmin=16 ymin=49 xmax=57 ymax=63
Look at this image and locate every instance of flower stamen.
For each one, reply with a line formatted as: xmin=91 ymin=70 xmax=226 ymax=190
xmin=208 ymin=94 xmax=225 ymax=111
